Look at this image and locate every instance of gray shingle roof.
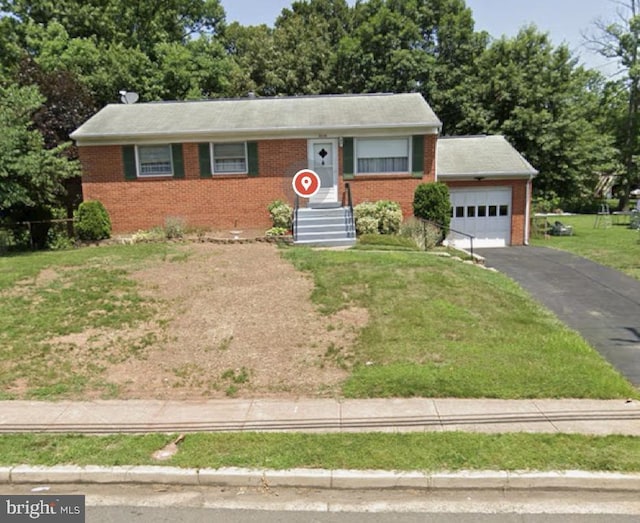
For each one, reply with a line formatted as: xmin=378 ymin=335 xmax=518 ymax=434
xmin=71 ymin=93 xmax=442 ymax=145
xmin=437 ymin=135 xmax=538 ymax=179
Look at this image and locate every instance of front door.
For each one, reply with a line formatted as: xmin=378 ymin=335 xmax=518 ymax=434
xmin=308 ymin=139 xmax=338 ymax=207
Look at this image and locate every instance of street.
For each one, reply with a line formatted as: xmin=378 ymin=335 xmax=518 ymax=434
xmin=2 ymin=484 xmax=639 ymax=522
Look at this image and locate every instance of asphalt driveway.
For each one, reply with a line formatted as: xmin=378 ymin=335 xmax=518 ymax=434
xmin=477 ymin=246 xmax=640 ymax=386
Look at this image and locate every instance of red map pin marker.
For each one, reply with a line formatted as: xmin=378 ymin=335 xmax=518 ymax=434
xmin=292 ymin=169 xmax=321 ymax=198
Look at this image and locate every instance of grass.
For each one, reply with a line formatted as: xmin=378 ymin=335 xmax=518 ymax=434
xmin=530 ymin=214 xmax=640 ymax=280
xmin=353 ymin=234 xmax=421 ymax=251
xmin=1 ymin=432 xmax=640 ymax=472
xmin=0 ymin=243 xmax=176 ymax=399
xmin=1 ymin=239 xmax=637 ymax=400
xmin=283 ymin=248 xmax=637 ymax=399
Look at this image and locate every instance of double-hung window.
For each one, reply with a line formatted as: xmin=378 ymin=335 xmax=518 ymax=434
xmin=137 ymin=145 xmax=173 ymax=177
xmin=212 ymin=143 xmax=247 ymax=174
xmin=356 ymin=137 xmax=410 ymax=174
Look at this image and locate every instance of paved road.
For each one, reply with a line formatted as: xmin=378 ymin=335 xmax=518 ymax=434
xmin=8 ymin=484 xmax=632 ymax=522
xmin=87 ymin=507 xmax=640 ymax=522
xmin=477 ymin=246 xmax=640 ymax=385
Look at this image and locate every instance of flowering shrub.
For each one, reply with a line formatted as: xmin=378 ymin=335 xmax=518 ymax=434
xmin=354 ymin=200 xmax=402 ymax=235
xmin=267 ymin=200 xmax=293 ymax=230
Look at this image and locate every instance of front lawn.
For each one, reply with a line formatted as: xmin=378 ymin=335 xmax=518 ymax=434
xmin=530 ymin=214 xmax=640 ymax=280
xmin=283 ymin=248 xmax=637 ymax=399
xmin=0 ymin=242 xmax=636 ymax=400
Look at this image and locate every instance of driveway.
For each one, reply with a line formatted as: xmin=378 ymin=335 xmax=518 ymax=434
xmin=477 ymin=246 xmax=640 ymax=386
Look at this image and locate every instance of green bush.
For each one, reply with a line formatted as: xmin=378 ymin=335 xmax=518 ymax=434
xmin=412 ymin=183 xmax=450 ymax=243
xmin=267 ymin=200 xmax=293 ymax=230
xmin=266 ymin=226 xmax=289 ymax=236
xmin=354 ymin=200 xmax=402 ymax=235
xmin=74 ymin=200 xmax=111 ymax=241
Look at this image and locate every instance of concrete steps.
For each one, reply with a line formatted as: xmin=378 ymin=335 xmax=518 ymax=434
xmin=294 ymin=206 xmax=356 ymax=247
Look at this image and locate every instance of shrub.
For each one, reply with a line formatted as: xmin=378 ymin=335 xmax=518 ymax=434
xmin=164 ymin=216 xmax=186 ymax=239
xmin=354 ymin=200 xmax=402 ymax=235
xmin=412 ymin=183 xmax=450 ymax=243
xmin=268 ymin=200 xmax=293 ymax=230
xmin=376 ymin=200 xmax=403 ymax=234
xmin=400 ymin=217 xmax=440 ymax=250
xmin=74 ymin=200 xmax=111 ymax=241
xmin=355 ymin=215 xmax=379 ymax=235
xmin=266 ymin=226 xmax=289 ymax=236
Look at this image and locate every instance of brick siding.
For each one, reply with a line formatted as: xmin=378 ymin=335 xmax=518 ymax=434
xmin=78 ymin=135 xmax=438 ymax=233
xmin=78 ymin=134 xmax=529 ymax=244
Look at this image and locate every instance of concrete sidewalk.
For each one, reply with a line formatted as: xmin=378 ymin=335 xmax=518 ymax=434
xmin=1 ymin=398 xmax=638 ymax=435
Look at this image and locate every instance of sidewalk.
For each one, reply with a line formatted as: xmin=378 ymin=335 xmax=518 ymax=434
xmin=1 ymin=398 xmax=638 ymax=435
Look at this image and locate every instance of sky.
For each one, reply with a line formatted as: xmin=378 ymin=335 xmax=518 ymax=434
xmin=222 ymin=0 xmax=620 ymax=75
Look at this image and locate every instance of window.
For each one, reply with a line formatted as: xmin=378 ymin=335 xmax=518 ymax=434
xmin=467 ymin=206 xmax=476 ymax=218
xmin=355 ymin=137 xmax=409 ymax=174
xmin=212 ymin=143 xmax=247 ymax=174
xmin=137 ymin=145 xmax=173 ymax=177
xmin=488 ymin=205 xmax=498 ymax=217
xmin=455 ymin=206 xmax=464 ymax=218
xmin=477 ymin=206 xmax=487 ymax=217
xmin=499 ymin=205 xmax=509 ymax=216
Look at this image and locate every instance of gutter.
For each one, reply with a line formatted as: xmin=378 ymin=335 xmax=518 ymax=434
xmin=71 ymin=125 xmax=442 ymax=147
xmin=524 ymin=175 xmax=533 ymax=246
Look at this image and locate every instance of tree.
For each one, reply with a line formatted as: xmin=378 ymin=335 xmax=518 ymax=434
xmin=224 ymin=22 xmax=279 ymax=97
xmin=271 ymin=0 xmax=352 ymax=94
xmin=472 ymin=26 xmax=618 ymax=204
xmin=0 ymin=83 xmax=80 ymax=226
xmin=335 ymin=0 xmax=431 ymax=93
xmin=584 ymin=0 xmax=640 ymax=209
xmin=1 ymin=0 xmax=226 ymax=54
xmin=15 ymin=57 xmax=97 ymax=155
xmin=1 ymin=1 xmax=234 ymax=105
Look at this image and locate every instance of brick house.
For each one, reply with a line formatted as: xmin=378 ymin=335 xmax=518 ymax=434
xmin=71 ymin=93 xmax=537 ymax=247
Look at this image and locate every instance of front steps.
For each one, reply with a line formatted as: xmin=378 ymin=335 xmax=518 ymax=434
xmin=294 ymin=206 xmax=356 ymax=247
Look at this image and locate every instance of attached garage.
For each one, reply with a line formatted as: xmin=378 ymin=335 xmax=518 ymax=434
xmin=437 ymin=136 xmax=538 ymax=248
xmin=449 ymin=187 xmax=512 ymax=248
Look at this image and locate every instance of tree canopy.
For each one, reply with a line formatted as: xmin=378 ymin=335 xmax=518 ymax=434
xmin=0 ymin=0 xmax=638 ymax=230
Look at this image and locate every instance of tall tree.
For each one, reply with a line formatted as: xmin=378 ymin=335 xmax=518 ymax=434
xmin=271 ymin=0 xmax=352 ymax=94
xmin=1 ymin=0 xmax=226 ymax=54
xmin=0 ymin=83 xmax=79 ymax=225
xmin=473 ymin=26 xmax=618 ymax=203
xmin=584 ymin=0 xmax=640 ymax=209
xmin=224 ymin=22 xmax=281 ymax=97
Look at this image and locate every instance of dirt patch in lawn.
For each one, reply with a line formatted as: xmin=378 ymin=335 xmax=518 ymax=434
xmin=47 ymin=243 xmax=368 ymax=399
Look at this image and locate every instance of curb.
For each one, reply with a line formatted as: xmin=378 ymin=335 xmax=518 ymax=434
xmin=1 ymin=466 xmax=639 ymax=491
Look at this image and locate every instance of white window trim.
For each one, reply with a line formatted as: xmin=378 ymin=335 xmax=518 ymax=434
xmin=354 ymin=136 xmax=412 ymax=175
xmin=135 ymin=145 xmax=174 ymax=178
xmin=210 ymin=142 xmax=249 ymax=175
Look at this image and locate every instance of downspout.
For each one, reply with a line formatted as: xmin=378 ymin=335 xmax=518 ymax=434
xmin=524 ymin=176 xmax=532 ymax=246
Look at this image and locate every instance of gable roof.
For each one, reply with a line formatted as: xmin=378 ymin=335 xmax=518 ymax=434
xmin=437 ymin=135 xmax=538 ymax=179
xmin=71 ymin=93 xmax=442 ymax=145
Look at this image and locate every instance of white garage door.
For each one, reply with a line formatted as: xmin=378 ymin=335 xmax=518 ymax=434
xmin=448 ymin=187 xmax=512 ymax=248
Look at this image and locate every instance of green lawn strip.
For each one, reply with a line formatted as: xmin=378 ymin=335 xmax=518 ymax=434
xmin=1 ymin=432 xmax=639 ymax=472
xmin=530 ymin=214 xmax=640 ymax=281
xmin=283 ymin=248 xmax=637 ymax=399
xmin=0 ymin=243 xmax=178 ymax=399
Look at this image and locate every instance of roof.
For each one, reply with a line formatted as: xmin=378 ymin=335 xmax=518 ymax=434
xmin=71 ymin=93 xmax=442 ymax=145
xmin=437 ymin=135 xmax=538 ymax=179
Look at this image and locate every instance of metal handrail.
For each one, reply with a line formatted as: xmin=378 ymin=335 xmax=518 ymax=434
xmin=417 ymin=218 xmax=475 ymax=258
xmin=342 ymin=183 xmax=355 ymax=238
xmin=293 ymin=194 xmax=300 ymax=241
